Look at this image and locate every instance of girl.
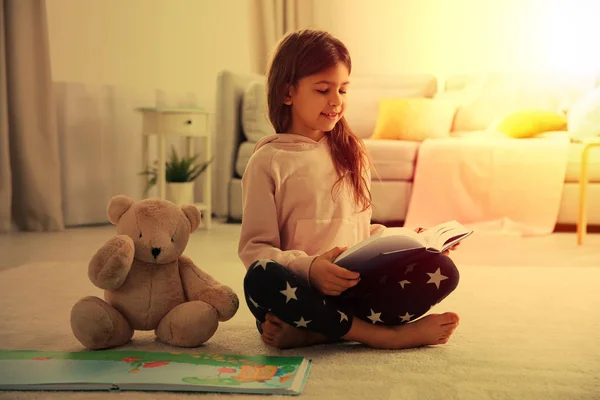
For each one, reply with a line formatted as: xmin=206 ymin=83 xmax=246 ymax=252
xmin=238 ymin=29 xmax=460 ymax=350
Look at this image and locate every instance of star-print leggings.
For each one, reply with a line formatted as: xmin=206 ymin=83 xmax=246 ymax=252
xmin=243 ymin=251 xmax=460 ymax=340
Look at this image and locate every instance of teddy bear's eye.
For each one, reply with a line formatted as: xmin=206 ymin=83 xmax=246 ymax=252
xmin=139 ymin=232 xmax=142 ymax=238
xmin=171 ymin=236 xmax=174 ymax=242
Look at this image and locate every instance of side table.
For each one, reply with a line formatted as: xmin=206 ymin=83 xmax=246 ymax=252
xmin=574 ymin=137 xmax=600 ymax=245
xmin=137 ymin=107 xmax=212 ymax=229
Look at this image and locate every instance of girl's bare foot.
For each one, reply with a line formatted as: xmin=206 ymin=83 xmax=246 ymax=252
xmin=393 ymin=312 xmax=459 ymax=347
xmin=339 ymin=312 xmax=460 ymax=350
xmin=362 ymin=312 xmax=460 ymax=349
xmin=260 ymin=312 xmax=459 ymax=350
xmin=261 ymin=313 xmax=330 ymax=349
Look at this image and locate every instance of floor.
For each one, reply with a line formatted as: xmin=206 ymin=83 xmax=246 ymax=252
xmin=1 ymin=220 xmax=599 ymax=399
xmin=1 ymin=219 xmax=599 ymax=272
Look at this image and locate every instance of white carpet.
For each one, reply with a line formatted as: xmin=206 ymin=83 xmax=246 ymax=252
xmin=0 ymin=261 xmax=598 ymax=399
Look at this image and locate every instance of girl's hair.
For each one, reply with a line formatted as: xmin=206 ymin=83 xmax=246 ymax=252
xmin=265 ymin=29 xmax=373 ymax=212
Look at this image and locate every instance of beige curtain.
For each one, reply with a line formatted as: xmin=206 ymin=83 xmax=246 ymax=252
xmin=0 ymin=0 xmax=63 ymax=232
xmin=250 ymin=0 xmax=315 ymax=74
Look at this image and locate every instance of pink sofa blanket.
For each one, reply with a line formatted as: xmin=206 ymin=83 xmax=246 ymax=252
xmin=403 ymin=134 xmax=570 ymax=236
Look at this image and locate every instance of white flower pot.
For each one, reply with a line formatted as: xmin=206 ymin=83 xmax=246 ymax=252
xmin=166 ymin=182 xmax=195 ymax=205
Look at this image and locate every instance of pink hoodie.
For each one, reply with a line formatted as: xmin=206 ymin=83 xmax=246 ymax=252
xmin=237 ymin=133 xmax=385 ymax=285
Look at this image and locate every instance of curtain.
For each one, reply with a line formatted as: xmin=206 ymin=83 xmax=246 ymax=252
xmin=250 ymin=0 xmax=315 ymax=74
xmin=0 ymin=0 xmax=64 ymax=232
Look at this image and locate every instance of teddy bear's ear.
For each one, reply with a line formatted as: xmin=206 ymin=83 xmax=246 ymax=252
xmin=107 ymin=195 xmax=134 ymax=225
xmin=181 ymin=204 xmax=201 ymax=232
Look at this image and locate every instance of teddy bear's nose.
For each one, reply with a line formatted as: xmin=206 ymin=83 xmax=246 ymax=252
xmin=151 ymin=247 xmax=161 ymax=258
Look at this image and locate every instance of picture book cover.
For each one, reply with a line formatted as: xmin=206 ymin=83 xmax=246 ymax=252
xmin=0 ymin=349 xmax=312 ymax=396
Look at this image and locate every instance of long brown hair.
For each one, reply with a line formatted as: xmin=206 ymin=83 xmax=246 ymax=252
xmin=265 ymin=29 xmax=372 ymax=212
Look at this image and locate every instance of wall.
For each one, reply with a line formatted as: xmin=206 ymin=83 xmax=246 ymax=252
xmin=46 ymin=0 xmax=254 ymax=223
xmin=313 ymin=0 xmax=600 ymax=77
xmin=46 ymin=0 xmax=252 ymax=111
xmin=47 ymin=0 xmax=600 ymax=95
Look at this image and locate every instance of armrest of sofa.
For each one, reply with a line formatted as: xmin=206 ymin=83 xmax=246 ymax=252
xmin=212 ymin=69 xmax=264 ymax=218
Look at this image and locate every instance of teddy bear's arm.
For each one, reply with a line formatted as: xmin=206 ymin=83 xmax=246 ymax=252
xmin=88 ymin=235 xmax=135 ymax=290
xmin=179 ymin=255 xmax=239 ymax=322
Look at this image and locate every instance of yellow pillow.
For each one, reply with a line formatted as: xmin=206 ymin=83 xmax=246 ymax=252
xmin=496 ymin=110 xmax=567 ymax=138
xmin=371 ymin=98 xmax=457 ymax=141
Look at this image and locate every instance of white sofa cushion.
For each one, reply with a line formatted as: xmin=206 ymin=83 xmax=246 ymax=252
xmin=370 ymin=180 xmax=413 ymax=223
xmin=565 ymin=141 xmax=600 ymax=183
xmin=363 ymin=139 xmax=419 ymax=181
xmin=235 ymin=141 xmax=255 ymax=178
xmin=241 ymin=80 xmax=275 ymax=142
xmin=444 ymin=72 xmax=597 ymax=131
xmin=568 ymin=87 xmax=600 ymax=139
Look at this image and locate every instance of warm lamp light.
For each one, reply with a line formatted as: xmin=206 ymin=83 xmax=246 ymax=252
xmin=538 ymin=2 xmax=600 ymax=74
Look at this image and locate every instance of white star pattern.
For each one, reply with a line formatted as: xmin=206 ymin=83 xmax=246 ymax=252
xmin=255 ymin=259 xmax=271 ymax=270
xmin=279 ymin=282 xmax=298 ymax=303
xmin=426 ymin=268 xmax=448 ymax=289
xmin=338 ymin=310 xmax=348 ymax=322
xmin=248 ymin=296 xmax=260 ymax=308
xmin=367 ymin=309 xmax=383 ymax=324
xmin=405 ymin=263 xmax=416 ymax=274
xmin=294 ymin=317 xmax=311 ymax=328
xmin=399 ymin=312 xmax=414 ymax=322
xmin=398 ymin=279 xmax=411 ymax=289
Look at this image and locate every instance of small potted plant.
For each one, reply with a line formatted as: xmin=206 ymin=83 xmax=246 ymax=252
xmin=140 ymin=146 xmax=212 ymax=205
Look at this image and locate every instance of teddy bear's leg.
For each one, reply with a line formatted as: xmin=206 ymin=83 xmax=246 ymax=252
xmin=155 ymin=301 xmax=219 ymax=347
xmin=70 ymin=296 xmax=133 ymax=350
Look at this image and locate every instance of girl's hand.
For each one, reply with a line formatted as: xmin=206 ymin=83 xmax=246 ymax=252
xmin=442 ymin=242 xmax=460 ymax=256
xmin=309 ymin=247 xmax=361 ymax=296
xmin=414 ymin=227 xmax=460 ymax=255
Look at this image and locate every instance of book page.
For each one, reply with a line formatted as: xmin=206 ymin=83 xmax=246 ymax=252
xmin=420 ymin=220 xmax=473 ymax=252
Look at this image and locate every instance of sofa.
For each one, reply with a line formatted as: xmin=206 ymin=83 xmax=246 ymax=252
xmin=212 ymin=69 xmax=600 ymax=229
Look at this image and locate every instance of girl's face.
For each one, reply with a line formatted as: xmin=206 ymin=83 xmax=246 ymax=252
xmin=284 ymin=63 xmax=349 ymax=141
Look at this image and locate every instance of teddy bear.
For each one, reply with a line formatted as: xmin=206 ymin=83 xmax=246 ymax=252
xmin=70 ymin=194 xmax=239 ymax=350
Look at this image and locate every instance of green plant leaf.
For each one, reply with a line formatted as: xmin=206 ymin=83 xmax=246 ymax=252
xmin=140 ymin=148 xmax=212 ymax=187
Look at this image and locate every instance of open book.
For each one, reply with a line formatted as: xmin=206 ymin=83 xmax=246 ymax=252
xmin=334 ymin=220 xmax=473 ymax=272
xmin=0 ymin=349 xmax=311 ymax=395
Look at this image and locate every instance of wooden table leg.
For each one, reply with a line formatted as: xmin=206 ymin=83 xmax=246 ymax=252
xmin=577 ymin=144 xmax=592 ymax=245
xmin=186 ymin=137 xmax=194 ymax=158
xmin=158 ymin=135 xmax=166 ymax=200
xmin=204 ymin=134 xmax=212 ymax=229
xmin=142 ymin=134 xmax=149 ymax=197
